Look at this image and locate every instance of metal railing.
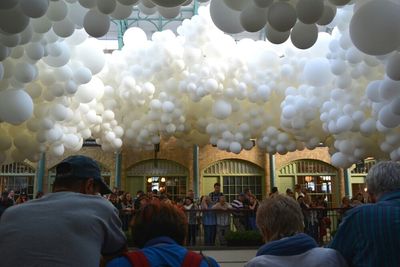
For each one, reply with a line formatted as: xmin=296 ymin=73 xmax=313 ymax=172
xmin=119 ymin=207 xmax=352 ymax=248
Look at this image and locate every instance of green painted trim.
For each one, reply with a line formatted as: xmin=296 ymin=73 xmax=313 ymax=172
xmin=36 ymin=153 xmax=45 ymax=193
xmin=193 ymin=145 xmax=199 ymax=197
xmin=269 ymin=154 xmax=276 ymax=188
xmin=193 ymin=0 xmax=199 ymax=15
xmin=115 ymin=152 xmax=122 ymax=188
xmin=344 ymin=168 xmax=351 ymax=197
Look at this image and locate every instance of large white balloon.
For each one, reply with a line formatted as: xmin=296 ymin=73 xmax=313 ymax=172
xmin=0 ymin=6 xmax=30 ymax=34
xmin=240 ymin=3 xmax=268 ymax=32
xmin=223 ymin=0 xmax=249 ymax=11
xmin=296 ymin=0 xmax=324 ymax=24
xmin=303 ymin=58 xmax=333 ymax=87
xmin=0 ymin=89 xmax=34 ymax=125
xmin=19 ymin=0 xmax=49 ymax=18
xmin=97 ymin=0 xmax=117 ymax=14
xmin=83 ymin=10 xmax=110 ymax=38
xmin=350 ymin=0 xmax=400 ymax=56
xmin=151 ymin=0 xmax=186 ymax=8
xmin=290 ymin=22 xmax=318 ymax=49
xmin=386 ymin=53 xmax=400 ymax=81
xmin=268 ymin=2 xmax=297 ymax=32
xmin=210 ymin=0 xmax=244 ymax=34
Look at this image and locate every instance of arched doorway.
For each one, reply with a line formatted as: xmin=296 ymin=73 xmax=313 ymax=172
xmin=278 ymin=159 xmax=338 ymax=207
xmin=126 ymin=159 xmax=188 ymax=200
xmin=0 ymin=162 xmax=36 ymax=200
xmin=47 ymin=161 xmax=111 ymax=193
xmin=202 ymin=159 xmax=264 ymax=202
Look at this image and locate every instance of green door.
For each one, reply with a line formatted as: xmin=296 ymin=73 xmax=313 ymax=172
xmin=202 ymin=176 xmax=219 ymax=196
xmin=276 ymin=176 xmax=295 ymax=194
xmin=126 ymin=176 xmax=145 ymax=195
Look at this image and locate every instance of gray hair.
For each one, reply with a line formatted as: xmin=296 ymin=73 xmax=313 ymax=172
xmin=256 ymin=195 xmax=304 ymax=242
xmin=366 ymin=161 xmax=400 ymax=197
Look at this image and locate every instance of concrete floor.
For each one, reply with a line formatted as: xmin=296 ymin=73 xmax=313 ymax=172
xmin=196 ymin=249 xmax=257 ymax=267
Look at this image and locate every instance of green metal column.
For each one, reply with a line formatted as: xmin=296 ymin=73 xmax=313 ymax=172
xmin=344 ymin=168 xmax=351 ymax=197
xmin=193 ymin=145 xmax=199 ymax=197
xmin=36 ymin=153 xmax=45 ymax=194
xmin=117 ymin=20 xmax=128 ymax=49
xmin=193 ymin=0 xmax=199 ymax=15
xmin=115 ymin=152 xmax=122 ymax=188
xmin=269 ymin=153 xmax=276 ymax=188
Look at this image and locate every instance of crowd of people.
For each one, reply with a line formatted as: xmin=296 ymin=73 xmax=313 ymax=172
xmin=0 ymin=155 xmax=399 ymax=267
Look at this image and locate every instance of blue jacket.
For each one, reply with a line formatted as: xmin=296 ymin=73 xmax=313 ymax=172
xmin=106 ymin=236 xmax=219 ymax=267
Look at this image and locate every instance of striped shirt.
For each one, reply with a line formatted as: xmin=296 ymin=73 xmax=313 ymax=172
xmin=327 ymin=190 xmax=400 ymax=267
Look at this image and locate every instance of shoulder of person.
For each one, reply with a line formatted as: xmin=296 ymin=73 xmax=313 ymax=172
xmin=309 ymin=247 xmax=348 ymax=266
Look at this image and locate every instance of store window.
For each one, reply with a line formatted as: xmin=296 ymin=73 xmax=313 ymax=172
xmin=278 ymin=160 xmax=338 ymax=207
xmin=0 ymin=162 xmax=36 ymax=200
xmin=127 ymin=159 xmax=188 ymax=201
xmin=203 ymin=159 xmax=264 ymax=203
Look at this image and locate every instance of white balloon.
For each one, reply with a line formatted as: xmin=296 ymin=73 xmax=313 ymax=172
xmin=0 ymin=6 xmax=30 ymax=34
xmin=68 ymin=2 xmax=87 ymax=28
xmin=157 ymin=6 xmax=181 ymax=19
xmin=350 ymin=0 xmax=400 ymax=56
xmin=53 ymin=18 xmax=75 ymax=38
xmin=14 ymin=62 xmax=37 ymax=83
xmin=240 ymin=3 xmax=268 ymax=32
xmin=229 ymin=141 xmax=242 ymax=154
xmin=97 ymin=0 xmax=117 ymax=14
xmin=25 ymin=42 xmax=45 ymax=60
xmin=0 ymin=63 xmax=3 ymax=80
xmin=223 ymin=0 xmax=249 ymax=11
xmin=386 ymin=53 xmax=400 ymax=81
xmin=31 ymin=16 xmax=52 ymax=34
xmin=117 ymin=0 xmax=139 ymax=5
xmin=20 ymin=0 xmax=49 ymax=18
xmin=268 ymin=2 xmax=297 ymax=32
xmin=290 ymin=22 xmax=318 ymax=49
xmin=317 ymin=3 xmax=336 ymax=25
xmin=303 ymin=58 xmax=333 ymax=87
xmin=0 ymin=89 xmax=34 ymax=125
xmin=151 ymin=0 xmax=186 ymax=8
xmin=79 ymin=0 xmax=97 ymax=8
xmin=210 ymin=0 xmax=244 ymax=34
xmin=76 ymin=38 xmax=106 ymax=75
xmin=296 ymin=0 xmax=324 ymax=24
xmin=110 ymin=2 xmax=133 ymax=19
xmin=83 ymin=9 xmax=110 ymax=38
xmin=379 ymin=104 xmax=400 ymax=128
xmin=138 ymin=2 xmax=157 ymax=15
xmin=212 ymin=99 xmax=232 ymax=120
xmin=46 ymin=0 xmax=68 ymax=21
xmin=253 ymin=0 xmax=273 ymax=8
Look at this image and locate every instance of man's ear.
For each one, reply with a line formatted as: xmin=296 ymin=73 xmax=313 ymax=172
xmin=81 ymin=178 xmax=95 ymax=195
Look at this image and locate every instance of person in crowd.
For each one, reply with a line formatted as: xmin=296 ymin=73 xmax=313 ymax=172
xmin=183 ymin=197 xmax=198 ymax=246
xmin=8 ymin=190 xmax=15 ymax=204
xmin=187 ymin=189 xmax=199 ymax=204
xmin=286 ymin=188 xmax=295 ymax=199
xmin=175 ymin=197 xmax=185 ymax=211
xmin=269 ymin=186 xmax=279 ymax=198
xmin=0 ymin=191 xmax=13 ymax=218
xmin=243 ymin=188 xmax=252 ymax=206
xmin=133 ymin=190 xmax=145 ymax=210
xmin=110 ymin=193 xmax=123 ymax=212
xmin=0 ymin=155 xmax=126 ymax=267
xmin=231 ymin=193 xmax=246 ymax=231
xmin=212 ymin=195 xmax=232 ymax=246
xmin=248 ymin=194 xmax=259 ymax=230
xmin=328 ymin=161 xmax=400 ymax=267
xmin=209 ymin=182 xmax=223 ymax=203
xmin=15 ymin=192 xmax=29 ymax=204
xmin=106 ymin=202 xmax=220 ymax=267
xmin=294 ymin=184 xmax=304 ymax=200
xmin=159 ymin=193 xmax=172 ymax=205
xmin=245 ymin=195 xmax=347 ymax=267
xmin=337 ymin=196 xmax=351 ymax=226
xmin=121 ymin=192 xmax=134 ymax=231
xmin=200 ymin=195 xmax=217 ymax=246
xmin=35 ymin=191 xmax=44 ymax=199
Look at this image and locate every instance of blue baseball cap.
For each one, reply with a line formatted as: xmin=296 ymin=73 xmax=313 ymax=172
xmin=55 ymin=155 xmax=111 ymax=195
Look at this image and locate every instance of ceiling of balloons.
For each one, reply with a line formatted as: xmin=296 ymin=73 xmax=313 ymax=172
xmin=0 ymin=0 xmax=400 ymax=169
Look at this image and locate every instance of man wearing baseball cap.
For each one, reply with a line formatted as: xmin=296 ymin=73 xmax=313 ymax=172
xmin=0 ymin=155 xmax=126 ymax=267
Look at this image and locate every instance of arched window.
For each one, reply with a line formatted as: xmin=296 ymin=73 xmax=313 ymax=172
xmin=127 ymin=159 xmax=188 ymax=201
xmin=349 ymin=158 xmax=376 ymax=197
xmin=203 ymin=159 xmax=264 ymax=202
xmin=278 ymin=159 xmax=338 ymax=207
xmin=0 ymin=162 xmax=36 ymax=200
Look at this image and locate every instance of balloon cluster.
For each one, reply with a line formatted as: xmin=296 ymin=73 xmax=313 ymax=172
xmin=0 ymin=1 xmax=400 ymax=169
xmin=209 ymin=0 xmax=353 ymax=49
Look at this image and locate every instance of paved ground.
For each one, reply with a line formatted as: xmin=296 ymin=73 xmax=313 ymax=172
xmin=195 ymin=249 xmax=257 ymax=267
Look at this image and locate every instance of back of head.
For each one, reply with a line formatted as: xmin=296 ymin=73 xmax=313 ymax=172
xmin=366 ymin=161 xmax=400 ymax=198
xmin=256 ymin=195 xmax=304 ymax=242
xmin=53 ymin=155 xmax=111 ymax=195
xmin=132 ymin=202 xmax=187 ymax=248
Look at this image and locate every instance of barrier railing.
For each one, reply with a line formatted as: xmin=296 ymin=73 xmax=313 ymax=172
xmin=119 ymin=207 xmax=352 ymax=248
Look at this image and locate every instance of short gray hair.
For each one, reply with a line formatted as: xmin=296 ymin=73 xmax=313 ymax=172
xmin=366 ymin=161 xmax=400 ymax=197
xmin=256 ymin=195 xmax=304 ymax=242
